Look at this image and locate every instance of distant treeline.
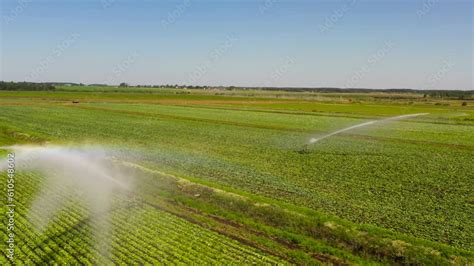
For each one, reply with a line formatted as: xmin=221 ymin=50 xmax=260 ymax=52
xmin=1 ymin=81 xmax=472 ymax=99
xmin=141 ymin=85 xmax=473 ymax=99
xmin=0 ymin=81 xmax=55 ymax=91
xmin=257 ymin=87 xmax=474 ymax=99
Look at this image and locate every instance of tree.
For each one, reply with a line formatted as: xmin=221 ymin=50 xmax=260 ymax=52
xmin=119 ymin=82 xmax=129 ymax=87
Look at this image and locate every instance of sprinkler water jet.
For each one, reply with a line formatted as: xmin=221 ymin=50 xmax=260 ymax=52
xmin=298 ymin=113 xmax=428 ymax=153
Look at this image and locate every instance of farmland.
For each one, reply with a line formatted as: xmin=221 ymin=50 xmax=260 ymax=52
xmin=3 ymin=170 xmax=284 ymax=264
xmin=1 ymin=87 xmax=473 ymax=264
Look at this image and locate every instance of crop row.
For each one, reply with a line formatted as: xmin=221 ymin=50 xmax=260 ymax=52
xmin=1 ymin=101 xmax=472 ymax=249
xmin=1 ymin=171 xmax=284 ymax=264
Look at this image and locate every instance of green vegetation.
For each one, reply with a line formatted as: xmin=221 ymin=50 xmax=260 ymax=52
xmin=0 ymin=86 xmax=472 ymax=264
xmin=0 ymin=82 xmax=55 ymax=91
xmin=0 ymin=172 xmax=284 ymax=265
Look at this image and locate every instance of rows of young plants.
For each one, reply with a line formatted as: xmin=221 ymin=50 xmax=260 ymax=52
xmin=0 ymin=97 xmax=472 ymax=251
xmin=0 ymin=171 xmax=285 ymax=264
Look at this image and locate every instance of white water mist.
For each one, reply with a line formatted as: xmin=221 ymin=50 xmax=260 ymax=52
xmin=0 ymin=145 xmax=134 ymax=260
xmin=308 ymin=113 xmax=429 ymax=144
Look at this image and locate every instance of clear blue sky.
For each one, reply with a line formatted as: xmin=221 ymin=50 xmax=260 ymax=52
xmin=1 ymin=0 xmax=472 ymax=89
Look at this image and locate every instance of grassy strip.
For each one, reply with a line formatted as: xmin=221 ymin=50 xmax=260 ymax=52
xmin=128 ymin=161 xmax=474 ymax=265
xmin=0 ymin=123 xmax=49 ymax=146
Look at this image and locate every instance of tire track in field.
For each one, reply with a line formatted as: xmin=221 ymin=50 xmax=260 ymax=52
xmin=4 ymin=102 xmax=464 ymax=152
xmin=167 ymin=103 xmax=377 ymax=119
xmin=345 ymin=134 xmax=474 ymax=151
xmin=62 ymin=104 xmax=474 ymax=151
xmin=3 ymin=103 xmax=470 ymax=151
xmin=165 ymin=104 xmax=474 ymax=126
xmin=64 ymin=104 xmax=311 ymax=133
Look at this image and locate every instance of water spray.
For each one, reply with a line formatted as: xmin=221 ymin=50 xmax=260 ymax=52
xmin=0 ymin=145 xmax=135 ymax=259
xmin=298 ymin=113 xmax=428 ymax=153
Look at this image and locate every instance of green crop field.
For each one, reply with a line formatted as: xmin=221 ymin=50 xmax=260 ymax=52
xmin=1 ymin=87 xmax=473 ymax=265
xmin=2 ymin=172 xmax=284 ymax=265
